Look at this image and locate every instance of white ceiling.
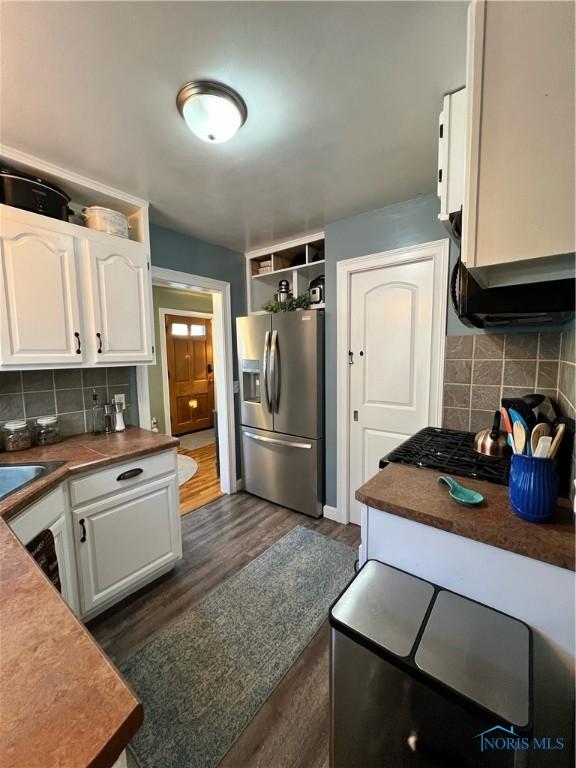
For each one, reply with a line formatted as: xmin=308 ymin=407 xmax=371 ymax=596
xmin=0 ymin=1 xmax=467 ymax=252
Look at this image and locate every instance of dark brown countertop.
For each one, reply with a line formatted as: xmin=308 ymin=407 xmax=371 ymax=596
xmin=356 ymin=464 xmax=575 ymax=572
xmin=0 ymin=427 xmax=179 ymax=522
xmin=0 ymin=427 xmax=179 ymax=767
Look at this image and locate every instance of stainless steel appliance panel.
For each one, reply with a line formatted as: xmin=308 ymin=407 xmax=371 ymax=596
xmin=270 ymin=310 xmax=324 ymax=439
xmin=236 ymin=315 xmax=273 ymax=432
xmin=241 ymin=426 xmax=323 ymax=518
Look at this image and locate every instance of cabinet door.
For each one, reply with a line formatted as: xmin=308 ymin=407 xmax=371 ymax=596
xmin=83 ymin=239 xmax=154 ymax=364
xmin=73 ymin=475 xmax=181 ymax=615
xmin=9 ymin=487 xmax=80 ymax=616
xmin=462 ymin=1 xmax=575 ymax=275
xmin=0 ymin=218 xmax=83 ymax=365
xmin=49 ymin=514 xmax=80 ymax=615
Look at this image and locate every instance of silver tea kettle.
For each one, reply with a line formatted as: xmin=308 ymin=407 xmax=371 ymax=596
xmin=474 ymin=410 xmax=511 ymax=457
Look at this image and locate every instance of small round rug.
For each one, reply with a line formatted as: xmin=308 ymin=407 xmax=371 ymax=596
xmin=177 ymin=454 xmax=199 ymax=486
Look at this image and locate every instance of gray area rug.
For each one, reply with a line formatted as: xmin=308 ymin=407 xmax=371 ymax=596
xmin=179 ymin=428 xmax=215 ymax=451
xmin=120 ymin=525 xmax=356 ymax=768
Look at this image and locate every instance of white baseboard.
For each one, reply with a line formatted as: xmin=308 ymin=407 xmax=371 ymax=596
xmin=323 ymin=504 xmax=347 ymax=524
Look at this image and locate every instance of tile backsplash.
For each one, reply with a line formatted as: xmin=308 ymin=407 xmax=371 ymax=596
xmin=558 ymin=326 xmax=575 ymax=419
xmin=0 ymin=367 xmax=136 ymax=437
xmin=443 ymin=331 xmax=574 ymax=432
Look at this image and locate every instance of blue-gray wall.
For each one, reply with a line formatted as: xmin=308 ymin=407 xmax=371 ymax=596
xmin=149 ymin=224 xmax=246 ymax=477
xmin=324 ymin=194 xmax=450 ymax=506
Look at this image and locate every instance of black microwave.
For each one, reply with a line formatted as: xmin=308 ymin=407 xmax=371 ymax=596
xmin=451 ymin=258 xmax=575 ymax=329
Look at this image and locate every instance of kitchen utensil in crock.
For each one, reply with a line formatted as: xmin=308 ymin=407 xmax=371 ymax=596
xmin=437 ymin=476 xmax=484 ymax=506
xmin=508 ymin=408 xmax=531 ymax=455
xmin=534 ymin=436 xmax=552 ymax=458
xmin=548 ymin=423 xmax=566 ymax=459
xmin=500 ymin=407 xmax=513 ymax=436
xmin=473 ymin=411 xmax=511 ymax=457
xmin=502 ymin=394 xmax=543 ymax=431
xmin=513 ymin=422 xmax=527 ymax=455
xmin=530 ymin=423 xmax=550 ymax=456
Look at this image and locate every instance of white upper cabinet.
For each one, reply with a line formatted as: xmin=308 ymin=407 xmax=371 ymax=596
xmin=81 ymin=238 xmax=154 ymax=364
xmin=0 ymin=216 xmax=84 ymax=365
xmin=437 ymin=88 xmax=467 ymax=223
xmin=0 ymin=146 xmax=153 ymax=369
xmin=460 ymin=0 xmax=575 ymax=285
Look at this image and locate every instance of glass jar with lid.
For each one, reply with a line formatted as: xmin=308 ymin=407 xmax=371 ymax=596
xmin=1 ymin=420 xmax=33 ymax=452
xmin=34 ymin=416 xmax=62 ymax=446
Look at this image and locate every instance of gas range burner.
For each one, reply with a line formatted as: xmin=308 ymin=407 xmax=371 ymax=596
xmin=380 ymin=427 xmax=510 ymax=485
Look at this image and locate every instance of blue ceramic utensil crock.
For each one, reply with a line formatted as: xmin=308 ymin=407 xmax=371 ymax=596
xmin=509 ymin=454 xmax=558 ymax=522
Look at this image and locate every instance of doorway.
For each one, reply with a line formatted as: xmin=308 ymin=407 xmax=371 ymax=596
xmin=337 ymin=240 xmax=449 ymax=525
xmin=136 ymin=267 xmax=237 ymax=512
xmin=162 ymin=307 xmax=222 ymax=515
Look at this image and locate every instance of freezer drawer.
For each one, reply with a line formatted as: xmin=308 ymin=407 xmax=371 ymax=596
xmin=241 ymin=427 xmax=323 ymax=518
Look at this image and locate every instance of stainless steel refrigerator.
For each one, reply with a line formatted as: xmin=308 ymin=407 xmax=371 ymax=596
xmin=236 ymin=310 xmax=324 ymax=517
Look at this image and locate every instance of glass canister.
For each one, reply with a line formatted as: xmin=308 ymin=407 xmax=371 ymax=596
xmin=34 ymin=416 xmax=62 ymax=446
xmin=1 ymin=420 xmax=33 ymax=452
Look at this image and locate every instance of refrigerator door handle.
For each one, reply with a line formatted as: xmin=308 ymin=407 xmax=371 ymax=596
xmin=263 ymin=330 xmax=272 ymax=411
xmin=243 ymin=431 xmax=312 ymax=450
xmin=270 ymin=329 xmax=279 ymax=412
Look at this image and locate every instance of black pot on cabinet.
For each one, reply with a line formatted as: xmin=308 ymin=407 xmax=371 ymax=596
xmin=0 ymin=168 xmax=72 ymax=221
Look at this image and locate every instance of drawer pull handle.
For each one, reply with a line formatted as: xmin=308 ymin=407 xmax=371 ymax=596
xmin=74 ymin=332 xmax=81 ymax=354
xmin=117 ymin=468 xmax=143 ymax=481
xmin=96 ymin=332 xmax=103 ymax=354
xmin=79 ymin=518 xmax=87 ymax=543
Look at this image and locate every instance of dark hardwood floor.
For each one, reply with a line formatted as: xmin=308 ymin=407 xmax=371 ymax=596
xmin=88 ymin=492 xmax=360 ymax=768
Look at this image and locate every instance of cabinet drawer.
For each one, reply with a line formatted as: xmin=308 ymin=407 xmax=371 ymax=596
xmin=69 ymin=449 xmax=176 ymax=507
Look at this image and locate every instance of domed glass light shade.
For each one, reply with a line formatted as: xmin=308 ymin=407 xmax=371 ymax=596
xmin=177 ymin=81 xmax=247 ymax=143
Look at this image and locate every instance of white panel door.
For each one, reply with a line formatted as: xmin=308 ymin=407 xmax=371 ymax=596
xmin=0 ymin=219 xmax=83 ymax=365
xmin=349 ymin=258 xmax=435 ymax=524
xmin=83 ymin=239 xmax=153 ymax=364
xmin=73 ymin=475 xmax=181 ymax=615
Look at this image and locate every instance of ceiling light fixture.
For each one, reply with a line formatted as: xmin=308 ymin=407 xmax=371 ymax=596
xmin=176 ymin=80 xmax=247 ymax=144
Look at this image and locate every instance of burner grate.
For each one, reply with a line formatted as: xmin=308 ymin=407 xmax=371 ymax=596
xmin=382 ymin=427 xmax=509 ymax=485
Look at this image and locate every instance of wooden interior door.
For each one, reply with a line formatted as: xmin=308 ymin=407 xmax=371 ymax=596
xmin=166 ymin=315 xmax=214 ymax=435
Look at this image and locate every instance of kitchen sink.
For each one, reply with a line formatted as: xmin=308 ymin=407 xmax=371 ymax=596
xmin=0 ymin=462 xmax=64 ymax=501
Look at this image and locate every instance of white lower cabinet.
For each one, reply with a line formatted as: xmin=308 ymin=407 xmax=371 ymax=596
xmin=48 ymin=513 xmax=78 ymax=613
xmin=8 ymin=450 xmax=181 ymax=622
xmin=9 ymin=487 xmax=80 ymax=615
xmin=73 ymin=473 xmax=181 ymax=618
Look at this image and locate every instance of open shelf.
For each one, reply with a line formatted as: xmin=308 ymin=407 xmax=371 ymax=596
xmin=246 ymin=232 xmax=325 ymax=314
xmin=0 ymin=145 xmax=149 ymax=245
